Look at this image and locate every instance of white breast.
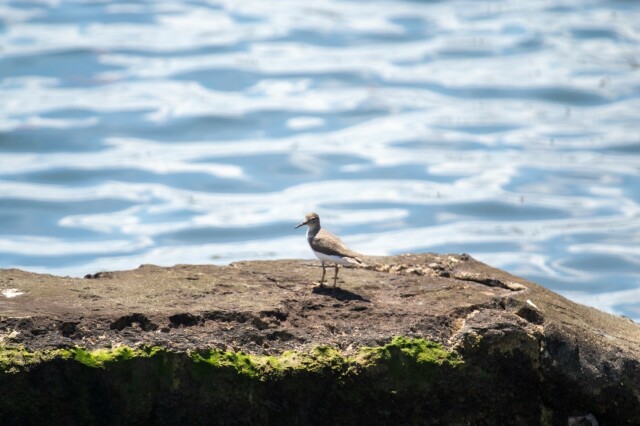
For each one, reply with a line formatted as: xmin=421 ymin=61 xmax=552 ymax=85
xmin=312 ymin=250 xmax=354 ymax=265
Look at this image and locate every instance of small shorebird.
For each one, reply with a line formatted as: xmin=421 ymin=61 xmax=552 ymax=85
xmin=295 ymin=212 xmax=365 ymax=288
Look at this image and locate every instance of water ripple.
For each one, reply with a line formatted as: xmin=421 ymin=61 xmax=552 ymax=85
xmin=0 ymin=0 xmax=639 ymax=319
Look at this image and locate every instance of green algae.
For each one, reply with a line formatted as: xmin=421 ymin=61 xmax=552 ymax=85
xmin=186 ymin=336 xmax=462 ymax=383
xmin=0 ymin=346 xmax=56 ymax=373
xmin=358 ymin=336 xmax=462 ymax=366
xmin=190 ymin=348 xmax=262 ymax=378
xmin=0 ymin=337 xmax=548 ymax=424
xmin=0 ymin=336 xmax=460 ymax=378
xmin=0 ymin=345 xmax=166 ymax=372
xmin=64 ymin=345 xmax=165 ymax=368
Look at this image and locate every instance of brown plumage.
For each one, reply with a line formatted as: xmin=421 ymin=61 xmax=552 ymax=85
xmin=308 ymin=227 xmax=363 ymax=261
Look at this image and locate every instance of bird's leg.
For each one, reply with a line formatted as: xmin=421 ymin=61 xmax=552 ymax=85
xmin=333 ymin=264 xmax=339 ymax=289
xmin=319 ymin=262 xmax=326 ymax=287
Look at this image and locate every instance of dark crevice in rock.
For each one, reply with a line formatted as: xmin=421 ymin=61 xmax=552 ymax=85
xmin=259 ymin=309 xmax=288 ymax=322
xmin=266 ymin=330 xmax=295 ymax=341
xmin=515 ymin=304 xmax=545 ymax=325
xmin=59 ymin=321 xmax=79 ymax=337
xmin=83 ymin=272 xmax=115 ymax=279
xmin=452 ymin=272 xmax=526 ymax=291
xmin=500 ymin=297 xmax=545 ymax=325
xmin=251 ymin=317 xmax=271 ymax=330
xmin=110 ymin=314 xmax=158 ymax=332
xmin=202 ymin=310 xmax=251 ymax=323
xmin=169 ymin=313 xmax=202 ymax=328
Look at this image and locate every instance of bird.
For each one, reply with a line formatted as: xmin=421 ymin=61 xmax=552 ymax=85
xmin=294 ymin=212 xmax=365 ymax=288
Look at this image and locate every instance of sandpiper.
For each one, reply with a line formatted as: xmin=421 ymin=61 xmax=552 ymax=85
xmin=295 ymin=212 xmax=365 ymax=288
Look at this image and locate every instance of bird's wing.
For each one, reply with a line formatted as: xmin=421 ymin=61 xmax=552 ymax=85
xmin=312 ymin=229 xmax=363 ymax=260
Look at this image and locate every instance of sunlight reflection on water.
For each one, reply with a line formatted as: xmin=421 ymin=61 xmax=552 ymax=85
xmin=0 ymin=0 xmax=639 ymax=319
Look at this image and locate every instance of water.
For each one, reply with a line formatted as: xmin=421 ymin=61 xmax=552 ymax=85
xmin=1 ymin=0 xmax=639 ymax=320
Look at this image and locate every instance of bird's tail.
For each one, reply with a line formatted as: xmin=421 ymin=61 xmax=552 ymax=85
xmin=345 ymin=256 xmax=367 ymax=268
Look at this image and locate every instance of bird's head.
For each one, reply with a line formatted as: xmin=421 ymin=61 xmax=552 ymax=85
xmin=295 ymin=212 xmax=320 ymax=229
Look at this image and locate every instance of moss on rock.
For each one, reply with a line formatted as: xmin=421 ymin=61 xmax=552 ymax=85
xmin=0 ymin=336 xmax=459 ymax=376
xmin=0 ymin=345 xmax=166 ymax=372
xmin=0 ymin=337 xmax=482 ymax=425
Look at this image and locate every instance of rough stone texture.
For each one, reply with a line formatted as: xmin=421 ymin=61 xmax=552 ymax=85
xmin=0 ymin=253 xmax=639 ymax=425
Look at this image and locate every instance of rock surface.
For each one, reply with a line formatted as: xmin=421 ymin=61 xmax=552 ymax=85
xmin=0 ymin=254 xmax=639 ymax=425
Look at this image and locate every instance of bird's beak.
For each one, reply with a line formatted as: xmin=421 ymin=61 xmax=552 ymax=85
xmin=294 ymin=220 xmax=307 ymax=229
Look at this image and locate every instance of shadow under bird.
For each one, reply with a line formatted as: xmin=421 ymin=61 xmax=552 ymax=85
xmin=295 ymin=212 xmax=365 ymax=288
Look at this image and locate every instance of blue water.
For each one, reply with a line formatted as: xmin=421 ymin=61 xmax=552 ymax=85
xmin=1 ymin=0 xmax=639 ymax=320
